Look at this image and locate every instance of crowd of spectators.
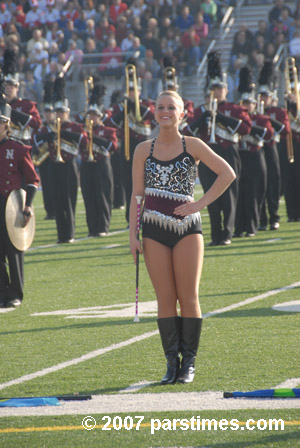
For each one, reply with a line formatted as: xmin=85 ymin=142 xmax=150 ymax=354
xmin=0 ymin=0 xmax=229 ymax=105
xmin=227 ymin=0 xmax=300 ymax=101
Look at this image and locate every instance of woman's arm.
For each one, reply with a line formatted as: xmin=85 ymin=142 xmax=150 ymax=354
xmin=174 ymin=137 xmax=236 ymax=216
xmin=129 ymin=142 xmax=148 ymax=264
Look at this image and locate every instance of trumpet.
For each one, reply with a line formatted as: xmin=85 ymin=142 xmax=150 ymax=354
xmin=124 ymin=64 xmax=141 ymax=161
xmin=208 ymin=93 xmax=217 ymax=144
xmin=87 ymin=119 xmax=94 ymax=162
xmin=55 ymin=117 xmax=64 ymax=163
xmin=284 ymin=57 xmax=296 ymax=163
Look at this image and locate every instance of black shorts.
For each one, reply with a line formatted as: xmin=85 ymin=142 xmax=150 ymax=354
xmin=142 ymin=220 xmax=202 ymax=249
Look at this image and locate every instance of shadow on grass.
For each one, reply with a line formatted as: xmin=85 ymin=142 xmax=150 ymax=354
xmin=209 ymin=308 xmax=299 ymax=319
xmin=208 ymin=430 xmax=300 ymax=447
xmin=0 ymin=316 xmax=157 ymax=336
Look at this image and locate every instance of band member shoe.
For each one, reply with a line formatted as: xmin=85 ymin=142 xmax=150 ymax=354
xmin=219 ymin=239 xmax=231 ymax=245
xmin=233 ymin=233 xmax=243 ymax=238
xmin=270 ymin=222 xmax=280 ymax=230
xmin=208 ymin=241 xmax=218 ymax=246
xmin=258 ymin=225 xmax=267 ymax=231
xmin=6 ymin=299 xmax=21 ymax=308
xmin=245 ymin=233 xmax=255 ymax=237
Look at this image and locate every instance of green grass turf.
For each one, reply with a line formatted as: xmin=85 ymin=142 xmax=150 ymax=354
xmin=0 ymin=187 xmax=299 ymax=447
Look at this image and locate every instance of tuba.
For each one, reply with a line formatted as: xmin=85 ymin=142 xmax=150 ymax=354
xmin=124 ymin=64 xmax=142 ymax=161
xmin=284 ymin=57 xmax=296 ymax=163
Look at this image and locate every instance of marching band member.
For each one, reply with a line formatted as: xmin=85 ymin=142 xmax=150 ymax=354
xmin=285 ymin=67 xmax=300 ymax=222
xmin=234 ymin=66 xmax=274 ymax=237
xmin=80 ymin=82 xmax=118 ymax=237
xmin=257 ymin=60 xmax=290 ymax=231
xmin=0 ymin=72 xmax=39 ymax=308
xmin=186 ymin=51 xmax=252 ymax=246
xmin=34 ymin=76 xmax=88 ymax=243
xmin=33 ymin=80 xmax=56 ymax=220
xmin=108 ymin=90 xmax=125 ymax=210
xmin=2 ymin=49 xmax=42 ymax=145
xmin=109 ymin=58 xmax=155 ymax=223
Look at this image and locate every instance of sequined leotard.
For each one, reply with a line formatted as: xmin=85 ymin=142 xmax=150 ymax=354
xmin=142 ymin=136 xmax=202 ymax=248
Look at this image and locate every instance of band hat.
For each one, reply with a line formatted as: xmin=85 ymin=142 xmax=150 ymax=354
xmin=206 ymin=51 xmax=228 ymax=90
xmin=54 ymin=99 xmax=69 ymax=112
xmin=87 ymin=81 xmax=105 ymax=117
xmin=258 ymin=60 xmax=274 ymax=96
xmin=241 ymin=92 xmax=256 ymax=103
xmin=238 ymin=66 xmax=256 ymax=103
xmin=2 ymin=49 xmax=20 ymax=86
xmin=53 ymin=76 xmax=69 ymax=112
xmin=43 ymin=103 xmax=54 ymax=112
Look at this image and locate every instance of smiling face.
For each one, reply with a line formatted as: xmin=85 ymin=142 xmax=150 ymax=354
xmin=155 ymin=92 xmax=184 ymax=128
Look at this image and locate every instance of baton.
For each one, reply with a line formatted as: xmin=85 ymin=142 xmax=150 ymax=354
xmin=134 ymin=195 xmax=143 ymax=322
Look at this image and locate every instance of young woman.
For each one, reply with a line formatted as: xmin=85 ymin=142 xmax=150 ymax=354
xmin=129 ymin=90 xmax=236 ymax=384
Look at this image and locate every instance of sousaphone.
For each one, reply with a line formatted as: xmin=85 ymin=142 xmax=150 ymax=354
xmin=5 ymin=189 xmax=35 ymax=251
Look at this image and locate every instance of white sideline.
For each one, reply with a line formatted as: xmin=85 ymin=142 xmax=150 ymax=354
xmin=0 ymin=281 xmax=300 ymax=393
xmin=0 ymin=392 xmax=299 ymax=416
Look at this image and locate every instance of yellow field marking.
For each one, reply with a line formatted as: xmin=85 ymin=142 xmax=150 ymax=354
xmin=1 ymin=420 xmax=300 ymax=434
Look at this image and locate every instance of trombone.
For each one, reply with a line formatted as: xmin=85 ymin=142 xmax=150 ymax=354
xmin=55 ymin=117 xmax=64 ymax=163
xmin=208 ymin=92 xmax=217 ymax=144
xmin=284 ymin=57 xmax=296 ymax=163
xmin=84 ymin=76 xmax=94 ymax=114
xmin=87 ymin=119 xmax=94 ymax=162
xmin=124 ymin=64 xmax=142 ymax=161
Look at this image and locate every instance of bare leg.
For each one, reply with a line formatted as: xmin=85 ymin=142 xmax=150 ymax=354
xmin=173 ymin=233 xmax=204 ymax=317
xmin=143 ymin=238 xmax=178 ymax=318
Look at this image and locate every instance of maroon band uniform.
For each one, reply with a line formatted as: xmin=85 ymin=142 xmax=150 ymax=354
xmin=0 ymin=137 xmax=39 ymax=306
xmin=80 ymin=124 xmax=118 ymax=236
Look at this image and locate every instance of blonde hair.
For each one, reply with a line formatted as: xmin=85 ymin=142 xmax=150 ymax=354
xmin=156 ymin=90 xmax=184 ymax=112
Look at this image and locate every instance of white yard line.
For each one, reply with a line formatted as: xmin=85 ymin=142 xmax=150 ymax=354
xmin=119 ymin=381 xmax=155 ymax=393
xmin=275 ymin=378 xmax=300 ymax=389
xmin=203 ymin=281 xmax=300 ymax=318
xmin=27 ymin=229 xmax=127 ymax=252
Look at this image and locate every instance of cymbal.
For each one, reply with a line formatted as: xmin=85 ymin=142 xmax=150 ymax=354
xmin=5 ymin=189 xmax=35 ymax=251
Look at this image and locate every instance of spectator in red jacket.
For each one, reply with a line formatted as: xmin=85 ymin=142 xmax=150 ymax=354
xmin=100 ymin=37 xmax=123 ymax=77
xmin=109 ymin=0 xmax=128 ymax=25
xmin=181 ymin=25 xmax=202 ymax=73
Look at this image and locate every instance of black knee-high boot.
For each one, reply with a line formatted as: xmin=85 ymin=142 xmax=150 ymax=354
xmin=157 ymin=316 xmax=180 ymax=385
xmin=177 ymin=317 xmax=202 ymax=384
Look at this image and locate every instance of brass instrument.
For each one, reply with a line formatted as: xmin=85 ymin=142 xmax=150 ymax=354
xmin=208 ymin=93 xmax=217 ymax=144
xmin=124 ymin=64 xmax=142 ymax=161
xmin=284 ymin=57 xmax=296 ymax=163
xmin=33 ymin=144 xmax=50 ymax=166
xmin=84 ymin=76 xmax=94 ymax=114
xmin=87 ymin=119 xmax=94 ymax=162
xmin=256 ymin=94 xmax=264 ymax=114
xmin=164 ymin=66 xmax=177 ymax=91
xmin=55 ymin=117 xmax=64 ymax=163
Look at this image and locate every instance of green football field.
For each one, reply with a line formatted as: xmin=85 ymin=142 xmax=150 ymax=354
xmin=0 ymin=185 xmax=299 ymax=448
